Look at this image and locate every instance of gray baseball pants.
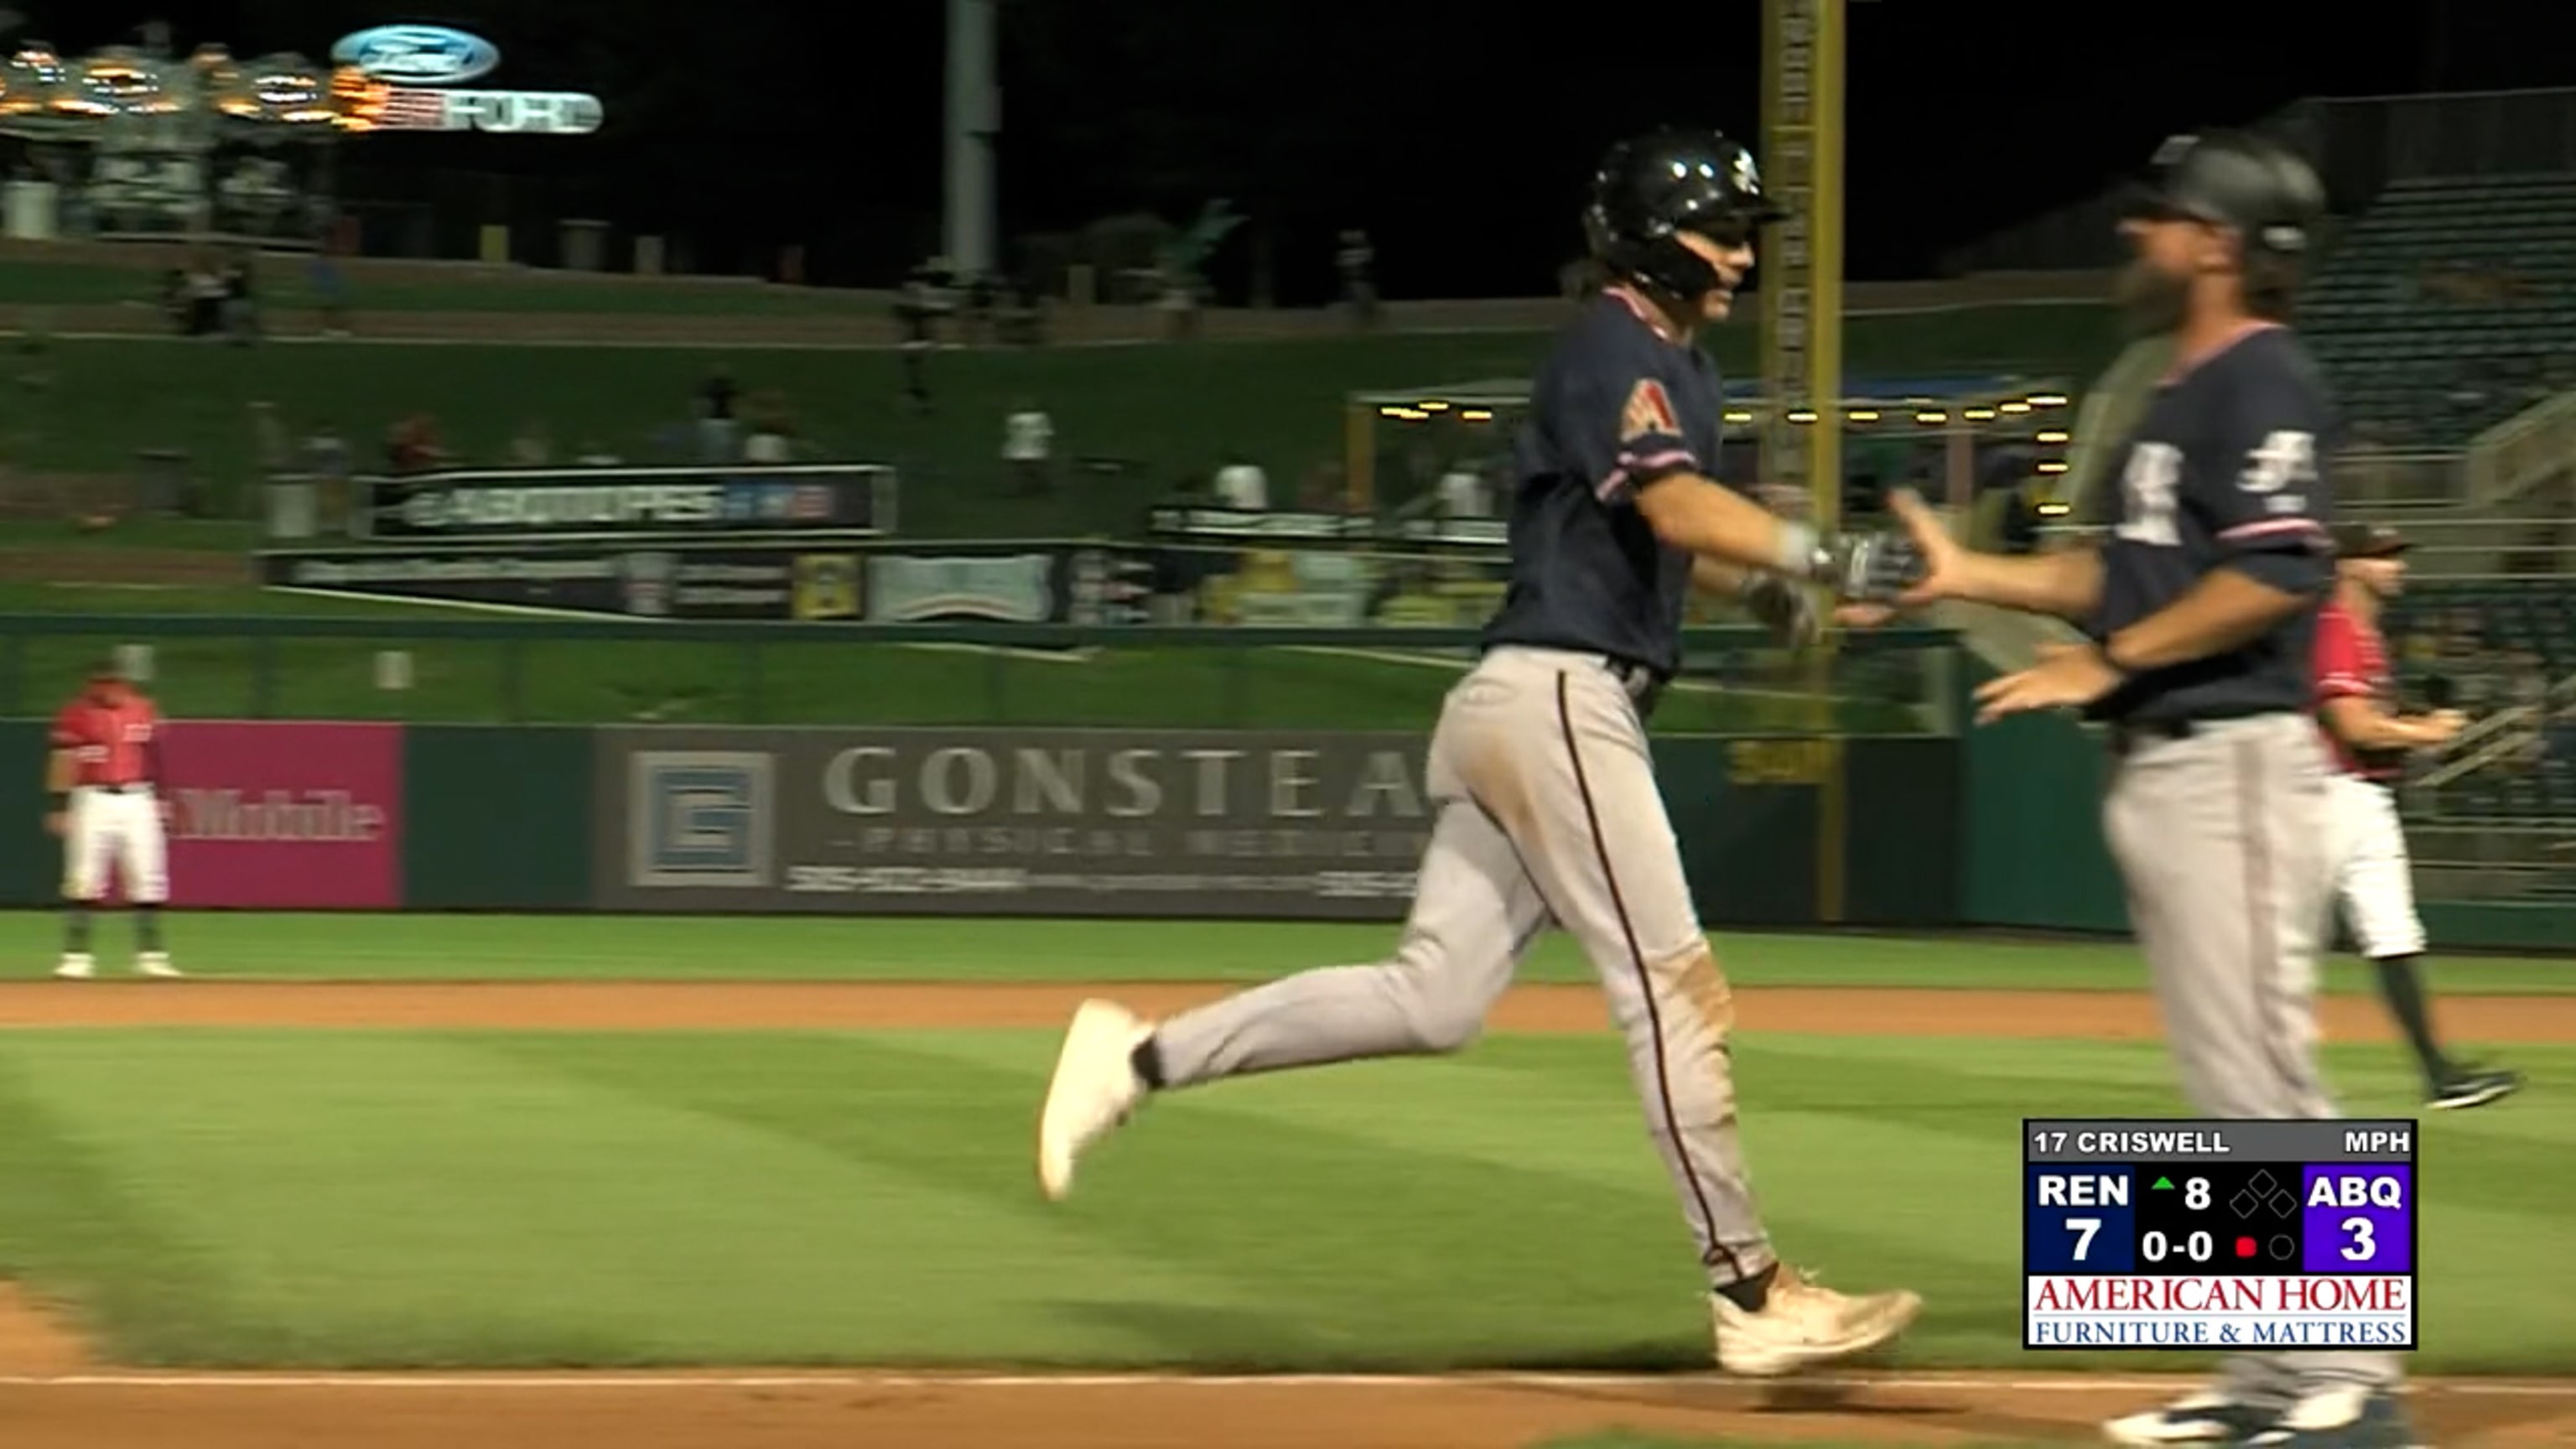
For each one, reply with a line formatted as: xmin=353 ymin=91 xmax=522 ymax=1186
xmin=2101 ymin=711 xmax=2400 ymax=1405
xmin=1147 ymin=645 xmax=1775 ymax=1288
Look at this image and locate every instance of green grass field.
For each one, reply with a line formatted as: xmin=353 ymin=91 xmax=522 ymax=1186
xmin=3 ymin=911 xmax=2571 ymax=992
xmin=0 ymin=913 xmax=2565 ymax=1376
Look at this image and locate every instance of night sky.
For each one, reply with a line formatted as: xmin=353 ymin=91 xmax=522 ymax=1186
xmin=13 ymin=0 xmax=2568 ymax=296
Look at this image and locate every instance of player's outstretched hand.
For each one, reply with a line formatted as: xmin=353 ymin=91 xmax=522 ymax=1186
xmin=1820 ymin=528 xmax=1924 ymax=605
xmin=43 ymin=811 xmax=64 ymax=838
xmin=1883 ymin=490 xmax=1966 ymax=607
xmin=1973 ymin=641 xmax=2125 ymax=724
xmin=1742 ymin=573 xmax=1820 ymax=648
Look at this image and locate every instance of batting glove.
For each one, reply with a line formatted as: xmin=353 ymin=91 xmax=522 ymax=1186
xmin=1739 ymin=572 xmax=1820 ymax=648
xmin=1817 ymin=529 xmax=1926 ymax=605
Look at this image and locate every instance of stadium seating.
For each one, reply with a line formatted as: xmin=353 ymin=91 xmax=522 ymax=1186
xmin=2303 ymin=174 xmax=2576 ymax=447
xmin=2383 ymin=578 xmax=2576 ymax=818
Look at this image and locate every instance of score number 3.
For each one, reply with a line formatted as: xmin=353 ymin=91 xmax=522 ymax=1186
xmin=2341 ymin=1216 xmax=2376 ymax=1262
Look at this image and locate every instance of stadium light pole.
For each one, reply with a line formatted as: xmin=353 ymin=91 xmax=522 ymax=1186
xmin=943 ymin=0 xmax=1000 ymax=280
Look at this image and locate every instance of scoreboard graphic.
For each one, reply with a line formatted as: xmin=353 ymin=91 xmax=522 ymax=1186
xmin=2023 ymin=1119 xmax=2418 ymax=1351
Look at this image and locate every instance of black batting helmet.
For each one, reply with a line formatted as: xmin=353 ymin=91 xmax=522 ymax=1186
xmin=1585 ymin=127 xmax=1788 ymax=303
xmin=2120 ymin=129 xmax=2325 ymax=257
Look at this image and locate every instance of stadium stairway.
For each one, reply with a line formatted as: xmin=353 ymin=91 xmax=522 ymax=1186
xmin=2303 ymin=174 xmax=2576 ymax=449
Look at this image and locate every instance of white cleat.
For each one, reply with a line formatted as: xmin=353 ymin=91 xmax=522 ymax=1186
xmin=53 ymin=953 xmax=95 ymax=980
xmin=1711 ymin=1264 xmax=1923 ymax=1377
xmin=2103 ymin=1389 xmax=2275 ymax=1446
xmin=135 ymin=952 xmax=181 ymax=979
xmin=1036 ymin=999 xmax=1154 ymax=1202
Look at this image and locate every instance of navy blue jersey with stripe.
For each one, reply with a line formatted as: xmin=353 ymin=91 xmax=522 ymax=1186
xmin=1480 ymin=289 xmax=1727 ymax=678
xmin=2084 ymin=325 xmax=2337 ymax=724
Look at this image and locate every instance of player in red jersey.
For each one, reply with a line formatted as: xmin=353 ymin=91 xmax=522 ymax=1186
xmin=47 ymin=659 xmax=179 ymax=979
xmin=2314 ymin=523 xmax=2515 ymax=1110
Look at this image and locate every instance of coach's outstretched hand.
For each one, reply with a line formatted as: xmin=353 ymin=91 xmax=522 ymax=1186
xmin=1973 ymin=641 xmax=2125 ymax=724
xmin=1883 ymin=490 xmax=1965 ymax=608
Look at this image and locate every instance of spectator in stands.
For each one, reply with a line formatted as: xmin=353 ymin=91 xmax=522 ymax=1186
xmin=1337 ymin=230 xmax=1379 ymax=330
xmin=308 ymin=236 xmax=351 ymax=337
xmin=249 ymin=401 xmax=293 ymax=474
xmin=1213 ymin=452 xmax=1269 ymax=511
xmin=386 ymin=413 xmax=444 ymax=475
xmin=158 ymin=265 xmax=188 ymax=333
xmin=299 ymin=419 xmax=354 ymax=532
xmin=180 ymin=255 xmax=226 ymax=337
xmin=220 ymin=248 xmax=259 ymax=344
xmin=1000 ymin=275 xmax=1045 ymax=346
xmin=1157 ymin=265 xmax=1200 ymax=342
xmin=1001 ymin=397 xmax=1055 ymax=495
xmin=896 ymin=279 xmax=944 ymax=413
xmin=1298 ymin=461 xmax=1346 ymax=512
xmin=697 ymin=369 xmax=740 ymax=460
xmin=1436 ymin=457 xmax=1488 ymax=518
xmin=506 ymin=423 xmax=553 ymax=467
xmin=743 ymin=392 xmax=797 ymax=463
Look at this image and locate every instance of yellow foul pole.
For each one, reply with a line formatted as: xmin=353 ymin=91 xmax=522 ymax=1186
xmin=1761 ymin=0 xmax=1847 ymax=921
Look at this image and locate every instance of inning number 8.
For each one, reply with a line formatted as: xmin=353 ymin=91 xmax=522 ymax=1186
xmin=2341 ymin=1216 xmax=2376 ymax=1262
xmin=2185 ymin=1177 xmax=2210 ymax=1211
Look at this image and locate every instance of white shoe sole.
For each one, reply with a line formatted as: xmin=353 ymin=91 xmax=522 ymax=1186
xmin=1036 ymin=1000 xmax=1146 ymax=1202
xmin=52 ymin=965 xmax=92 ymax=980
xmin=1716 ymin=1290 xmax=1923 ymax=1377
xmin=2103 ymin=1412 xmax=2257 ymax=1447
xmin=2428 ymin=1080 xmax=2518 ymax=1110
xmin=136 ymin=964 xmax=182 ymax=979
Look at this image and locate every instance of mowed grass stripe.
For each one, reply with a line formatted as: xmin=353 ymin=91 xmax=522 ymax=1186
xmin=4 ymin=911 xmax=2573 ymax=995
xmin=881 ymin=1031 xmax=2576 ymax=1372
xmin=0 ymin=1030 xmax=1234 ymax=1367
xmin=473 ymin=1031 xmax=1704 ymax=1369
xmin=0 ymin=1050 xmax=243 ymax=1358
xmin=3 ymin=1028 xmax=2570 ymax=1372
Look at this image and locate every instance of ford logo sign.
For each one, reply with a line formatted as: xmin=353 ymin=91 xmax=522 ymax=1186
xmin=330 ymin=24 xmax=501 ymax=86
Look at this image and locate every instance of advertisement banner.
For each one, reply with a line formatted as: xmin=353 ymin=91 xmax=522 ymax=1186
xmin=262 ymin=543 xmax=844 ymax=619
xmin=589 ymin=727 xmax=1432 ymax=920
xmin=356 ymin=465 xmax=896 ymax=542
xmin=261 ymin=542 xmax=1159 ymax=623
xmin=158 ymin=722 xmax=403 ymax=909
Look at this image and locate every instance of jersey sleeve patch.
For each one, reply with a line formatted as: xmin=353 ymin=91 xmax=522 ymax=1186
xmin=1597 ymin=377 xmax=1698 ymax=503
xmin=1620 ymin=378 xmax=1680 ymax=441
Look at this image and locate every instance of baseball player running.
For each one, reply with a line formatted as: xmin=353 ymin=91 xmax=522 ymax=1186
xmin=2316 ymin=522 xmax=2520 ymax=1111
xmin=1881 ymin=132 xmax=2413 ymax=1448
xmin=1037 ymin=127 xmax=1924 ymax=1378
xmin=49 ymin=659 xmax=179 ymax=980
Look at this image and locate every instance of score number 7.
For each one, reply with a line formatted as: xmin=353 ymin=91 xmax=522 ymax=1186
xmin=2066 ymin=1217 xmax=2101 ymax=1261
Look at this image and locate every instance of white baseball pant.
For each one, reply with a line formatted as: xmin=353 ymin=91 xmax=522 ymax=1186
xmin=64 ymin=785 xmax=170 ymax=905
xmin=2325 ymin=773 xmax=2424 ymax=959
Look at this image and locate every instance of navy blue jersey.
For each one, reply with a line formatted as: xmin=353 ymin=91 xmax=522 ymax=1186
xmin=1480 ymin=288 xmax=1727 ymax=678
xmin=2085 ymin=325 xmax=2337 ymax=724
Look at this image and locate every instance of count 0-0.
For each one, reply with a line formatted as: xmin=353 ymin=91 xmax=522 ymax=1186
xmin=2142 ymin=1228 xmax=2215 ymax=1264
